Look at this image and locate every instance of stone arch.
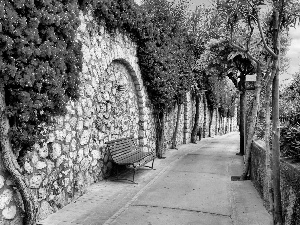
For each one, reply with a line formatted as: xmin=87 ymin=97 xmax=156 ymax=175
xmin=105 ymin=58 xmax=146 ymax=147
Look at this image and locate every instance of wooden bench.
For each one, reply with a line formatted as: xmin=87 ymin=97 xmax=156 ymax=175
xmin=105 ymin=137 xmax=156 ymax=183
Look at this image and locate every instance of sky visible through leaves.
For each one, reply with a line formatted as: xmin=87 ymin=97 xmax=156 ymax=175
xmin=135 ymin=0 xmax=300 ymax=81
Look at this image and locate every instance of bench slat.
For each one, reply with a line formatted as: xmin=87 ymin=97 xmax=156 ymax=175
xmin=105 ymin=137 xmax=155 ymax=183
xmin=108 ymin=143 xmax=136 ymax=153
xmin=110 ymin=149 xmax=140 ymax=161
xmin=105 ymin=136 xmax=135 ymax=144
xmin=114 ymin=152 xmax=153 ymax=164
xmin=107 ymin=138 xmax=135 ymax=146
xmin=106 ymin=138 xmax=136 ymax=146
xmin=112 ymin=149 xmax=143 ymax=161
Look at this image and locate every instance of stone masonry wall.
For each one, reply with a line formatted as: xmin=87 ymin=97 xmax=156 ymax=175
xmin=0 ymin=11 xmax=155 ymax=223
xmin=251 ymin=140 xmax=300 ymax=225
xmin=0 ymin=10 xmax=238 ymax=224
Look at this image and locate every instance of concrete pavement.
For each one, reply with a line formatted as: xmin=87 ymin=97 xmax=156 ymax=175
xmin=39 ymin=132 xmax=271 ymax=225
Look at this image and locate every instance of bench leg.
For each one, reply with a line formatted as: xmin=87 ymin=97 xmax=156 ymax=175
xmin=132 ymin=167 xmax=136 ymax=183
xmin=144 ymin=158 xmax=155 ymax=170
xmin=151 ymin=158 xmax=154 ymax=169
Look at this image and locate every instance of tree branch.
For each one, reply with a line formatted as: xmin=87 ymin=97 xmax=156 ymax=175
xmin=229 ymin=42 xmax=260 ymax=65
xmin=246 ymin=15 xmax=254 ymax=51
xmin=227 ymin=72 xmax=239 ymax=89
xmin=256 ymin=14 xmax=278 ymax=58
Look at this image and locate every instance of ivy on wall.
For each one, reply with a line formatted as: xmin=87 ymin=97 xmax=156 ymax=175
xmin=83 ymin=0 xmax=199 ymax=157
xmin=89 ymin=0 xmax=196 ymax=111
xmin=0 ymin=0 xmax=82 ymax=158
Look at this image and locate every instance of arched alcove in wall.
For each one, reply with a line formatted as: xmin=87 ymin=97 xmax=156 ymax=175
xmin=95 ymin=58 xmax=146 ymax=147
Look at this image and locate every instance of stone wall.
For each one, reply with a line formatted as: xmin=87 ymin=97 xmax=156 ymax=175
xmin=0 ymin=10 xmax=238 ymax=224
xmin=251 ymin=140 xmax=300 ymax=224
xmin=0 ymin=11 xmax=155 ymax=223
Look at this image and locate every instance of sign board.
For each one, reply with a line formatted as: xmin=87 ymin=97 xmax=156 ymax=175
xmin=246 ymin=81 xmax=255 ymax=90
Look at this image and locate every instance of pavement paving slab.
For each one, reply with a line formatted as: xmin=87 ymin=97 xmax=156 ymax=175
xmin=109 ymin=205 xmax=233 ymax=225
xmin=133 ymin=171 xmax=231 ymax=216
xmin=38 ymin=132 xmax=272 ymax=225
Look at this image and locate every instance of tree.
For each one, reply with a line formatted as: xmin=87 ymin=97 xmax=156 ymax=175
xmin=0 ymin=0 xmax=82 ymax=224
xmin=280 ymin=72 xmax=300 ymax=160
xmin=184 ymin=5 xmax=208 ymax=143
xmin=137 ymin=0 xmax=195 ymax=155
xmin=216 ymin=0 xmax=300 ymax=224
xmin=196 ymin=41 xmax=239 ymax=138
xmin=93 ymin=0 xmax=196 ymax=156
xmin=206 ymin=40 xmax=255 ymax=154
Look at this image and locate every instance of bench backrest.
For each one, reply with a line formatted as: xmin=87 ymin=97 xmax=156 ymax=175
xmin=105 ymin=137 xmax=139 ymax=163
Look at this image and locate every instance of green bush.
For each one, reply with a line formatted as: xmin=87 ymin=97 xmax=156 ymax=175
xmin=279 ymin=72 xmax=300 ymax=160
xmin=280 ymin=123 xmax=300 ymax=161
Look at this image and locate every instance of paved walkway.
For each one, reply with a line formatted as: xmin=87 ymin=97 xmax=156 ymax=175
xmin=38 ymin=132 xmax=271 ymax=225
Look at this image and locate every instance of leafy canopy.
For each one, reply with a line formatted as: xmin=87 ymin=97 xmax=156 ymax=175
xmin=93 ymin=0 xmax=198 ymax=110
xmin=0 ymin=0 xmax=82 ymax=155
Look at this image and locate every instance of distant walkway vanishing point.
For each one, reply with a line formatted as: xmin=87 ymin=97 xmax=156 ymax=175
xmin=39 ymin=132 xmax=271 ymax=225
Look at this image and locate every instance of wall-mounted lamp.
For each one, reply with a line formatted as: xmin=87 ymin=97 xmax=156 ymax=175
xmin=117 ymin=84 xmax=125 ymax=92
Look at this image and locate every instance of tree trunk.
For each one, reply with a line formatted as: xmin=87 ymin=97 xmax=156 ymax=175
xmin=171 ymin=103 xmax=182 ymax=149
xmin=264 ymin=70 xmax=274 ymax=216
xmin=226 ymin=117 xmax=229 ymax=133
xmin=215 ymin=109 xmax=218 ymax=136
xmin=219 ymin=116 xmax=221 ymax=134
xmin=221 ymin=116 xmax=223 ymax=134
xmin=272 ymin=63 xmax=283 ymax=225
xmin=0 ymin=85 xmax=37 ymax=225
xmin=239 ymin=74 xmax=246 ymax=155
xmin=240 ymin=64 xmax=262 ymax=180
xmin=203 ymin=96 xmax=207 ymax=138
xmin=271 ymin=9 xmax=283 ymax=225
xmin=183 ymin=99 xmax=188 ymax=144
xmin=155 ymin=110 xmax=165 ymax=158
xmin=191 ymin=95 xmax=200 ymax=143
xmin=221 ymin=117 xmax=223 ymax=134
xmin=208 ymin=109 xmax=213 ymax=137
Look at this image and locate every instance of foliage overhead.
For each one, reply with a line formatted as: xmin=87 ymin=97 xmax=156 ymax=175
xmin=91 ymin=0 xmax=198 ymax=110
xmin=280 ymin=72 xmax=300 ymax=124
xmin=0 ymin=0 xmax=82 ymax=156
xmin=280 ymin=73 xmax=300 ymax=160
xmin=195 ymin=39 xmax=239 ymax=115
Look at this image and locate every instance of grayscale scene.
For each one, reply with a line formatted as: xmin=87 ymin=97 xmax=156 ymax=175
xmin=0 ymin=0 xmax=300 ymax=225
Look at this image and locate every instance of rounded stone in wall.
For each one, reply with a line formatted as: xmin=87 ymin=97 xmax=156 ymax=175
xmin=2 ymin=205 xmax=17 ymax=220
xmin=38 ymin=200 xmax=53 ymax=221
